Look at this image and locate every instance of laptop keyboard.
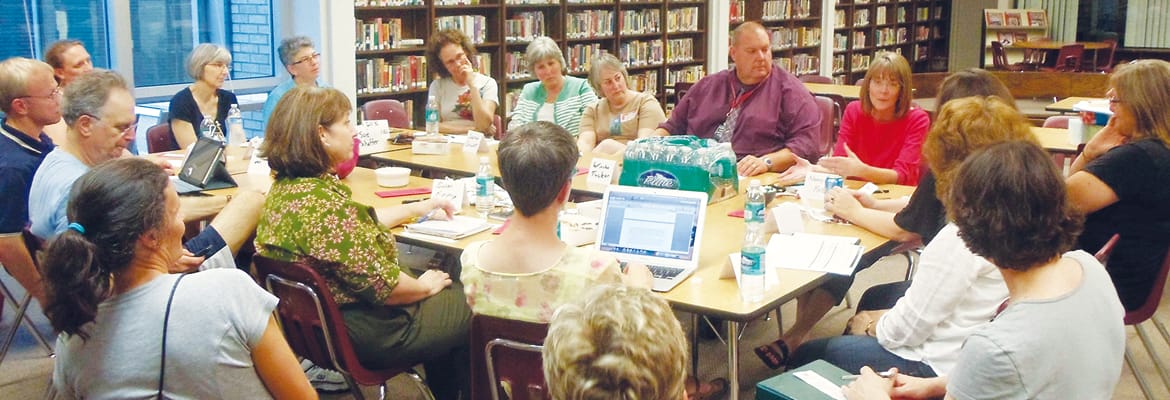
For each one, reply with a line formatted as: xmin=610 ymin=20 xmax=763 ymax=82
xmin=647 ymin=265 xmax=686 ymax=279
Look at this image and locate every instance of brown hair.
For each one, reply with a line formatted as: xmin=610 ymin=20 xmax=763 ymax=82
xmin=859 ymin=51 xmax=914 ymax=118
xmin=923 ymin=96 xmax=1037 ymax=201
xmin=935 ymin=68 xmax=1016 ymax=109
xmin=425 ymin=29 xmax=478 ymax=79
xmin=1108 ymin=59 xmax=1170 ymax=144
xmin=949 ymin=141 xmax=1082 ymax=271
xmin=44 ymin=40 xmax=83 ymax=70
xmin=261 ymin=86 xmax=352 ymax=179
xmin=497 ymin=121 xmax=579 ymax=217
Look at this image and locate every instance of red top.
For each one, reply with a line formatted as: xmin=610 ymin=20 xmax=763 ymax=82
xmin=832 ymin=101 xmax=931 ymax=185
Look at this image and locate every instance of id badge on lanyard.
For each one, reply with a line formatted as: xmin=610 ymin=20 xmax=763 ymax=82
xmin=712 ymin=74 xmax=759 ymax=143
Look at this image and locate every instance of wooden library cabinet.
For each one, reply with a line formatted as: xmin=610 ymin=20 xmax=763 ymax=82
xmin=730 ymin=0 xmax=823 ymax=78
xmin=831 ymin=0 xmax=950 ymax=84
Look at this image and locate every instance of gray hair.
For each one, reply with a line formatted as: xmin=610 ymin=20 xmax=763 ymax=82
xmin=525 ymin=36 xmax=565 ymax=75
xmin=61 ymin=69 xmax=130 ymax=126
xmin=587 ymin=52 xmax=627 ymax=94
xmin=0 ymin=57 xmax=52 ymax=113
xmin=278 ymin=36 xmax=314 ymax=66
xmin=186 ymin=43 xmax=232 ymax=81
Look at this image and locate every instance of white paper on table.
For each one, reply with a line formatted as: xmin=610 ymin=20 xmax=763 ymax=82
xmin=771 ymin=202 xmax=805 ymax=234
xmin=1071 ymin=99 xmax=1113 ymax=116
xmin=793 ymin=370 xmax=846 ymax=400
xmin=727 ymin=253 xmax=780 ymax=289
xmin=767 ymin=233 xmax=862 ymax=275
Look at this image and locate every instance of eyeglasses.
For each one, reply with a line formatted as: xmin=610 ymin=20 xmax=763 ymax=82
xmin=207 ymin=62 xmax=232 ymax=71
xmin=291 ymin=52 xmax=322 ymax=66
xmin=1105 ymin=89 xmax=1124 ymax=105
xmin=82 ymin=113 xmax=138 ymax=135
xmin=17 ymin=86 xmax=62 ymax=101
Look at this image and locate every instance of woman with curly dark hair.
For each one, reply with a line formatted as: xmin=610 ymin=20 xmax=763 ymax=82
xmin=424 ymin=28 xmax=499 ymax=135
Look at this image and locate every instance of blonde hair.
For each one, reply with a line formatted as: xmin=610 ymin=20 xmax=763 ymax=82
xmin=0 ymin=57 xmax=53 ymax=113
xmin=543 ymin=285 xmax=687 ymax=400
xmin=859 ymin=51 xmax=914 ymax=118
xmin=186 ymin=43 xmax=232 ymax=81
xmin=1108 ymin=59 xmax=1170 ymax=144
xmin=922 ymin=96 xmax=1038 ymax=202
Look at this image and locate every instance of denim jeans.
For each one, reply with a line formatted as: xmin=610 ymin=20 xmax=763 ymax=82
xmin=788 ymin=335 xmax=938 ymax=378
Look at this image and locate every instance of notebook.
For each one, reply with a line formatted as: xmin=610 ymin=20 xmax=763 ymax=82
xmin=173 ymin=136 xmax=237 ymax=194
xmin=594 ymin=185 xmax=708 ymax=292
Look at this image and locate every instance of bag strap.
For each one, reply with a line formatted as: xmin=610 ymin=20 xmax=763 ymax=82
xmin=158 ymin=273 xmax=188 ymax=399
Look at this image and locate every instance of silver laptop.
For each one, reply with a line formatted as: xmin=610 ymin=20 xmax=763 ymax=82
xmin=595 ymin=185 xmax=709 ymax=292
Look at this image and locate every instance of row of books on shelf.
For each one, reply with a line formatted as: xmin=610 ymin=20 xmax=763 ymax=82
xmin=873 ymin=27 xmax=907 ymax=47
xmin=504 ymin=52 xmax=529 ymax=80
xmin=993 ymin=32 xmax=1034 ymax=46
xmin=762 ymin=0 xmax=813 ymax=20
xmin=770 ymin=26 xmax=820 ymax=49
xmin=355 ymin=0 xmax=422 ymax=6
xmin=665 ymin=38 xmax=695 ymax=63
xmin=620 ymin=9 xmax=660 ymax=35
xmin=505 ymin=12 xmax=546 ymax=43
xmin=831 ymin=53 xmax=872 ymax=73
xmin=356 ymin=56 xmax=427 ymax=95
xmin=435 ymin=15 xmax=489 ymax=45
xmin=566 ymin=10 xmax=615 ymax=38
xmin=619 ymin=39 xmax=664 ymax=67
xmin=566 ymin=43 xmax=605 ymax=73
xmin=985 ymin=10 xmax=1046 ymax=28
xmin=666 ymin=7 xmax=700 ymax=32
xmin=730 ymin=1 xmax=746 ymax=24
xmin=355 ymin=17 xmax=405 ymax=52
xmin=629 ymin=70 xmax=659 ymax=94
xmin=775 ymin=53 xmax=819 ymax=76
xmin=665 ymin=65 xmax=704 ymax=87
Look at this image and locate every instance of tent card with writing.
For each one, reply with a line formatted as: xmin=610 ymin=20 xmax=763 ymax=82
xmin=463 ymin=130 xmax=487 ymax=153
xmin=356 ymin=120 xmax=390 ymax=153
xmin=587 ymin=158 xmax=617 ymax=185
xmin=432 ymin=178 xmax=465 ymax=208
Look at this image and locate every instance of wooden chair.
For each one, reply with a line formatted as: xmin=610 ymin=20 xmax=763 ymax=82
xmin=253 ymin=256 xmax=433 ymax=400
xmin=361 ymin=99 xmax=411 ymax=129
xmin=470 ymin=314 xmax=550 ymax=400
xmin=1041 ymin=44 xmax=1085 ymax=72
xmin=1113 ymin=242 xmax=1170 ymax=400
xmin=146 ymin=123 xmax=179 ymax=153
xmin=1089 ymin=38 xmax=1118 ymax=73
xmin=990 ymin=41 xmax=1028 ymax=72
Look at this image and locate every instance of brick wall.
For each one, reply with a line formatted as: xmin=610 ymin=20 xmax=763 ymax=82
xmin=228 ymin=0 xmax=273 ymax=79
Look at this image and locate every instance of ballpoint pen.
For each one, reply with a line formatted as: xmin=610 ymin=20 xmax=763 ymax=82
xmin=842 ymin=371 xmax=895 ymax=380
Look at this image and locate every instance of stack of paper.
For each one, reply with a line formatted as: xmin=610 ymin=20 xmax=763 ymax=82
xmin=768 ymin=233 xmax=862 ymax=275
xmin=404 ymin=216 xmax=492 ymax=239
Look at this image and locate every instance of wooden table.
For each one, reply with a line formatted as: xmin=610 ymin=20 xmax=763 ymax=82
xmin=1010 ymin=41 xmax=1111 ymax=69
xmin=803 ymin=82 xmax=861 ymax=100
xmin=1032 ymin=126 xmax=1080 ymax=154
xmin=1045 ymin=96 xmax=1107 ymax=113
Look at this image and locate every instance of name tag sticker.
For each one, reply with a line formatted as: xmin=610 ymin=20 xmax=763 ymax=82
xmin=588 ymin=158 xmax=617 ymax=185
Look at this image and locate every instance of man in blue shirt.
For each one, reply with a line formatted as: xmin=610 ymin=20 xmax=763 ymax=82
xmin=0 ymin=57 xmax=61 ymax=305
xmin=259 ymin=36 xmax=325 ymax=137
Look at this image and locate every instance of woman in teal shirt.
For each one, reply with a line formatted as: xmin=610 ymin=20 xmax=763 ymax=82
xmin=506 ymin=36 xmax=597 ymax=136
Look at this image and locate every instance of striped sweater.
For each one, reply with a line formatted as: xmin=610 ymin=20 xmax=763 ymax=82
xmin=507 ymin=75 xmax=597 ymax=136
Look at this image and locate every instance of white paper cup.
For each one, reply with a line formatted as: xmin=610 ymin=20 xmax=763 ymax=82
xmin=1068 ymin=118 xmax=1086 ymax=145
xmin=375 ymin=167 xmax=411 ymax=187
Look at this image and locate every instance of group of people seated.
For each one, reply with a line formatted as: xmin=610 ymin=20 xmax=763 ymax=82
xmin=1 ymin=18 xmax=1167 ymax=400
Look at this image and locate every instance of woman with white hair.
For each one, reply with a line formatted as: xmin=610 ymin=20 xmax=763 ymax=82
xmin=168 ymin=43 xmax=239 ymax=149
xmin=506 ymin=36 xmax=597 ymax=136
xmin=577 ymin=52 xmax=665 ymax=155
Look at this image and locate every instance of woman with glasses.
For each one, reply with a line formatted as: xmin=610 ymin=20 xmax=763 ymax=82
xmin=424 ymin=29 xmax=499 ymax=136
xmin=168 ymin=43 xmax=239 ymax=149
xmin=260 ymin=36 xmax=324 ymax=137
xmin=818 ymin=51 xmax=930 ymax=185
xmin=1067 ymin=59 xmax=1170 ymax=313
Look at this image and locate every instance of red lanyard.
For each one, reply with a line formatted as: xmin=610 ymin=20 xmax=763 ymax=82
xmin=727 ymin=73 xmax=761 ymax=112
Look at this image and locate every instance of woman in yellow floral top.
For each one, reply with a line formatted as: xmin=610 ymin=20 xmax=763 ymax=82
xmin=255 ymin=86 xmax=468 ymax=399
xmin=460 ymin=121 xmax=652 ymax=323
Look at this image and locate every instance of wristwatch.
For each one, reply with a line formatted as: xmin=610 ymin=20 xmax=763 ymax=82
xmin=763 ymin=157 xmax=773 ymax=171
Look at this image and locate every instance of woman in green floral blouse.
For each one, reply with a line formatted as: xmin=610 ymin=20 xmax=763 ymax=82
xmin=255 ymin=86 xmax=468 ymax=399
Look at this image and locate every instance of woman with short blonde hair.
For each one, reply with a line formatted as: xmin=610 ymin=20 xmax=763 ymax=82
xmin=168 ymin=43 xmax=239 ymax=149
xmin=577 ymin=53 xmax=666 ymax=155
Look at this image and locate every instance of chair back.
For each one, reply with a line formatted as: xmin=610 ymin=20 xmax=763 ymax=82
xmin=1094 ymin=234 xmax=1121 ymax=264
xmin=470 ymin=314 xmax=550 ymax=400
xmin=1095 ymin=39 xmax=1118 ymax=72
xmin=854 ymin=77 xmax=866 ymax=87
xmin=673 ymin=81 xmax=694 ymax=105
xmin=990 ymin=41 xmax=1009 ymax=70
xmin=1043 ymin=115 xmax=1074 ymax=129
xmin=252 ymin=255 xmax=408 ymax=387
xmin=147 ymin=123 xmax=178 ymax=153
xmin=21 ymin=229 xmax=43 ymax=265
xmin=1123 ymin=245 xmax=1170 ymax=325
xmin=361 ymin=99 xmax=411 ymax=129
xmin=494 ymin=115 xmax=505 ymax=140
xmin=1054 ymin=44 xmax=1085 ymax=72
xmin=813 ymin=95 xmax=837 ymax=160
xmin=799 ymin=75 xmax=834 ymax=84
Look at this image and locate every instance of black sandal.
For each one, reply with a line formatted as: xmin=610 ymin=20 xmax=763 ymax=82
xmin=754 ymin=339 xmax=790 ymax=370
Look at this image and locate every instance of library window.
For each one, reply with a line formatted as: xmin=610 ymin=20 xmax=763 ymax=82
xmin=4 ymin=0 xmax=278 ymax=99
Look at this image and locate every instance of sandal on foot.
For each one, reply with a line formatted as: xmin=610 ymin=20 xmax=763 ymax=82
xmin=754 ymin=339 xmax=790 ymax=370
xmin=698 ymin=378 xmax=730 ymax=400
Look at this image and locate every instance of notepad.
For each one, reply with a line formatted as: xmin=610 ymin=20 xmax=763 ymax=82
xmin=768 ymin=233 xmax=863 ymax=275
xmin=404 ymin=215 xmax=492 ymax=239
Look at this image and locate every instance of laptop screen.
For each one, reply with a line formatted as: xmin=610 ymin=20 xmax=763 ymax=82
xmin=598 ymin=189 xmax=704 ymax=262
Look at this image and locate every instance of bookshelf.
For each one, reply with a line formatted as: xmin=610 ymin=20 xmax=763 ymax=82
xmin=729 ymin=0 xmax=823 ymax=78
xmin=982 ymin=8 xmax=1049 ymax=67
xmin=830 ymin=0 xmax=950 ymax=84
xmin=351 ymin=0 xmax=708 ymax=126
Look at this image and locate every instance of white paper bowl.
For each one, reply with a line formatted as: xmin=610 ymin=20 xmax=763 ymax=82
xmin=375 ymin=167 xmax=411 ymax=187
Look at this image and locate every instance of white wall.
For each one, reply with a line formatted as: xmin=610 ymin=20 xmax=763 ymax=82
xmin=286 ymin=0 xmax=357 ymax=120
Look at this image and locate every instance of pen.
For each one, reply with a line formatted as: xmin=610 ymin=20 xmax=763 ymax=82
xmin=402 ymin=197 xmax=430 ymax=204
xmin=842 ymin=371 xmax=895 ymax=380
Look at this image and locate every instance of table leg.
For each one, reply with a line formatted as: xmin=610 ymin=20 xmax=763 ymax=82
xmin=727 ymin=320 xmax=740 ymax=400
xmin=692 ymin=313 xmax=700 ymax=377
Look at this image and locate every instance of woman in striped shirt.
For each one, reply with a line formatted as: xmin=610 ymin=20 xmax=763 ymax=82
xmin=506 ymin=36 xmax=597 ymax=136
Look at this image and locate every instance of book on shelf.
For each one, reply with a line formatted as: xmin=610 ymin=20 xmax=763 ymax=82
xmin=566 ymin=43 xmax=604 ymax=74
xmin=355 ymin=17 xmax=403 ymax=51
xmin=664 ymin=65 xmax=704 ymax=87
xmin=628 ymin=70 xmax=658 ymax=95
xmin=355 ymin=0 xmax=424 ymax=6
xmin=507 ymin=0 xmax=557 ymax=4
xmin=435 ymin=15 xmax=488 ymax=45
xmin=1014 ymin=32 xmax=1029 ymax=43
xmin=854 ymin=9 xmax=870 ymax=27
xmin=665 ymin=38 xmax=695 ymax=63
xmin=996 ymin=31 xmax=1016 ymax=46
xmin=504 ymin=51 xmax=529 ymax=80
xmin=897 ymin=6 xmax=907 ymax=23
xmin=620 ymin=8 xmax=661 ymax=35
xmin=985 ymin=10 xmax=1004 ymax=27
xmin=834 ymin=10 xmax=846 ymax=28
xmin=1027 ymin=11 xmax=1047 ymax=27
xmin=762 ymin=0 xmax=791 ymax=21
xmin=875 ymin=6 xmax=887 ymax=25
xmin=355 ymin=55 xmax=428 ymax=95
xmin=730 ymin=1 xmax=746 ymax=24
xmin=619 ymin=39 xmax=664 ymax=67
xmin=666 ymin=7 xmax=700 ymax=33
xmin=435 ymin=0 xmax=480 ymax=5
xmin=505 ymin=11 xmax=546 ymax=43
xmin=1004 ymin=11 xmax=1022 ymax=27
xmin=567 ymin=9 xmax=615 ymax=39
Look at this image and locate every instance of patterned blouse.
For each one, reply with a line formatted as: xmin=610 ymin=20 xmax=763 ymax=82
xmin=460 ymin=241 xmax=623 ymax=323
xmin=255 ymin=175 xmax=403 ymax=305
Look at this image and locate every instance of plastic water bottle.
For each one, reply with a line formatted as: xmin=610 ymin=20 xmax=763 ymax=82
xmin=745 ymin=180 xmax=766 ymax=224
xmin=740 ymin=219 xmax=766 ymax=303
xmin=226 ymin=104 xmax=245 ymax=145
xmin=476 ymin=156 xmax=494 ymax=217
xmin=425 ymin=95 xmax=439 ymax=136
xmin=741 ymin=180 xmax=767 ymax=303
